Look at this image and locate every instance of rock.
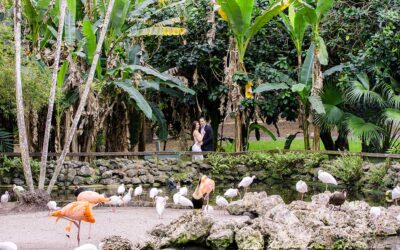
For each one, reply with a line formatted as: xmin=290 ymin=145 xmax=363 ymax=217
xmin=138 ymin=168 xmax=147 ymax=175
xmin=158 ymin=164 xmax=172 ymax=171
xmin=78 ymin=166 xmax=92 ymax=176
xmin=57 ymin=174 xmax=66 ymax=182
xmin=73 ymin=176 xmax=85 ymax=185
xmin=131 ymin=177 xmax=141 ymax=184
xmin=206 ymin=218 xmax=249 ymax=249
xmin=12 ymin=178 xmax=24 ymax=186
xmin=139 ymin=175 xmax=148 ymax=183
xmin=85 ymin=177 xmax=96 ymax=185
xmin=101 ymin=178 xmax=115 ymax=185
xmin=154 ymin=174 xmax=168 ymax=183
xmin=102 ymin=235 xmax=133 ymax=250
xmin=199 ymin=163 xmax=212 ymax=170
xmin=227 ymin=192 xmax=284 ymax=216
xmin=67 ymin=169 xmax=77 ymax=182
xmin=144 ymin=211 xmax=214 ymax=249
xmin=102 ymin=170 xmax=113 ymax=179
xmin=146 ymin=174 xmax=155 ymax=184
xmin=235 ymin=227 xmax=263 ymax=250
xmin=125 ymin=169 xmax=137 ymax=178
xmin=99 ymin=166 xmax=108 ymax=174
xmin=1 ymin=177 xmax=11 ymax=184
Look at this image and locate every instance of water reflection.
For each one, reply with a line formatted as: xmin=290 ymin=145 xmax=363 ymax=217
xmin=0 ymin=181 xmax=386 ymax=206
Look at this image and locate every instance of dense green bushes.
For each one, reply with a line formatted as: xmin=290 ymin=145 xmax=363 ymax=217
xmin=328 ymin=156 xmax=364 ymax=186
xmin=207 ymin=152 xmax=327 ymax=179
xmin=0 ymin=157 xmax=40 ymax=183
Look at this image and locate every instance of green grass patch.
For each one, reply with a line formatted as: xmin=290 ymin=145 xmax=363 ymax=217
xmin=222 ymin=138 xmax=362 ymax=152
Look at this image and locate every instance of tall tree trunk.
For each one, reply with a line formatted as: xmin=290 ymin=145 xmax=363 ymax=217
xmin=320 ymin=130 xmax=335 ymax=150
xmin=138 ymin=113 xmax=146 ymax=152
xmin=311 ymin=48 xmax=323 ymax=151
xmin=47 ymin=0 xmax=115 ymax=193
xmin=14 ymin=0 xmax=34 ymax=191
xmin=38 ymin=0 xmax=67 ymax=189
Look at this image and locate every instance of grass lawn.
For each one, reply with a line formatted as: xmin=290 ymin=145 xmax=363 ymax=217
xmin=223 ymin=138 xmax=362 ymax=152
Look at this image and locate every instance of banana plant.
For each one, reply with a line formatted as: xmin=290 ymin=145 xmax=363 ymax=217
xmin=254 ymin=44 xmax=325 ymax=149
xmin=108 ymin=64 xmax=195 ymax=140
xmin=298 ymin=0 xmax=335 ymax=150
xmin=216 ymin=0 xmax=294 ymax=151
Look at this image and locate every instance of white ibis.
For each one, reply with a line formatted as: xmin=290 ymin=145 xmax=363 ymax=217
xmin=238 ymin=176 xmax=255 ymax=193
xmin=149 ymin=188 xmax=162 ymax=204
xmin=0 ymin=242 xmax=17 ymax=250
xmin=155 ymin=196 xmax=169 ymax=219
xmin=386 ymin=186 xmax=400 ymax=205
xmin=117 ymin=184 xmax=125 ymax=196
xmin=173 ymin=192 xmax=181 ymax=205
xmin=122 ymin=188 xmax=133 ymax=206
xmin=216 ymin=195 xmax=229 ymax=208
xmin=318 ymin=170 xmax=337 ymax=191
xmin=224 ymin=188 xmax=240 ymax=202
xmin=74 ymin=242 xmax=105 ymax=250
xmin=107 ymin=196 xmax=123 ymax=212
xmin=134 ymin=185 xmax=143 ymax=202
xmin=13 ymin=184 xmax=24 ymax=202
xmin=47 ymin=201 xmax=60 ymax=211
xmin=203 ymin=205 xmax=214 ymax=214
xmin=370 ymin=206 xmax=382 ymax=234
xmin=296 ymin=180 xmax=308 ymax=200
xmin=178 ymin=195 xmax=194 ymax=208
xmin=179 ymin=186 xmax=188 ymax=196
xmin=1 ymin=191 xmax=9 ymax=205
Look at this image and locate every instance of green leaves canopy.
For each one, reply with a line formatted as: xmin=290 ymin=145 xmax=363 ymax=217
xmin=217 ymin=0 xmax=294 ymax=62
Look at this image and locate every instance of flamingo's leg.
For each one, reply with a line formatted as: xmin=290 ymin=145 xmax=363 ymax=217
xmin=88 ymin=223 xmax=92 ymax=239
xmin=77 ymin=221 xmax=81 ymax=246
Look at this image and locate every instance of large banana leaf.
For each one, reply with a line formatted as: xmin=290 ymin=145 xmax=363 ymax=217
xmin=110 ymin=0 xmax=131 ymax=38
xmin=130 ymin=27 xmax=187 ymax=37
xmin=317 ymin=36 xmax=328 ymax=65
xmin=247 ymin=0 xmax=292 ymax=39
xmin=279 ymin=4 xmax=307 ymax=54
xmin=300 ymin=43 xmax=314 ymax=85
xmin=82 ymin=20 xmax=102 ymax=76
xmin=347 ymin=115 xmax=383 ymax=144
xmin=115 ymin=80 xmax=153 ymax=119
xmin=150 ymin=102 xmax=168 ymax=141
xmin=248 ymin=123 xmax=277 ymax=140
xmin=254 ymin=83 xmax=289 ymax=93
xmin=308 ymin=96 xmax=325 ymax=114
xmin=216 ymin=0 xmax=246 ymax=36
xmin=316 ymin=0 xmax=335 ymax=20
xmin=65 ymin=0 xmax=76 ymax=45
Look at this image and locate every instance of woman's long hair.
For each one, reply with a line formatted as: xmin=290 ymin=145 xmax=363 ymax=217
xmin=192 ymin=121 xmax=199 ymax=140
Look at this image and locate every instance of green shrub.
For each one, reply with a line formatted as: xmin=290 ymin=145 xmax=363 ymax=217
xmin=330 ymin=155 xmax=363 ymax=186
xmin=364 ymin=164 xmax=387 ymax=188
xmin=0 ymin=156 xmax=40 ymax=183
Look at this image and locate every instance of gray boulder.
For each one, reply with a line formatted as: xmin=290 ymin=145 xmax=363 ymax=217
xmin=78 ymin=166 xmax=93 ymax=176
xmin=235 ymin=227 xmax=263 ymax=250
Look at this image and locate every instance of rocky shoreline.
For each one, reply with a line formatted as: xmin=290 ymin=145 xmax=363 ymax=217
xmin=138 ymin=192 xmax=400 ymax=249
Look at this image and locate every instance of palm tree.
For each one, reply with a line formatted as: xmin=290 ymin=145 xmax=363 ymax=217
xmin=216 ymin=0 xmax=294 ymax=151
xmin=14 ymin=0 xmax=35 ymax=191
xmin=38 ymin=0 xmax=67 ymax=190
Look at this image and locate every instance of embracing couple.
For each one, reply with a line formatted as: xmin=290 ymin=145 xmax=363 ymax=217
xmin=191 ymin=117 xmax=214 ymax=160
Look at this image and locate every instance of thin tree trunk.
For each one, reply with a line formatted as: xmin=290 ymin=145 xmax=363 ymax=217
xmin=38 ymin=0 xmax=67 ymax=189
xmin=47 ymin=0 xmax=116 ymax=193
xmin=14 ymin=0 xmax=34 ymax=191
xmin=311 ymin=48 xmax=323 ymax=151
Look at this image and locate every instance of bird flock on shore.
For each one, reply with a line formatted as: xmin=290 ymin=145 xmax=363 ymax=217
xmin=3 ymin=168 xmax=400 ymax=249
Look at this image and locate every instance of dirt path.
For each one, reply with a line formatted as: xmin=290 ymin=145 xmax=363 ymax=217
xmin=0 ymin=206 xmax=239 ymax=250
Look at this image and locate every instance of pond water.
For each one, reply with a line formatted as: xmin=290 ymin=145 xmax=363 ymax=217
xmin=0 ymin=180 xmax=387 ymax=207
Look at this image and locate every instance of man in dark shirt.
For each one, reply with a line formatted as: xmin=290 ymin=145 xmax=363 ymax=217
xmin=199 ymin=117 xmax=214 ymax=151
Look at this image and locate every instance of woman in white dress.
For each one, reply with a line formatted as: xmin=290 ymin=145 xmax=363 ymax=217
xmin=192 ymin=121 xmax=204 ymax=161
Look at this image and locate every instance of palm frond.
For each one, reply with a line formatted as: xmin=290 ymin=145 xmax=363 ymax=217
xmin=383 ymin=84 xmax=400 ymax=109
xmin=347 ymin=73 xmax=384 ymax=106
xmin=346 ymin=115 xmax=383 ymax=144
xmin=385 ymin=108 xmax=400 ymax=126
xmin=0 ymin=129 xmax=13 ymax=152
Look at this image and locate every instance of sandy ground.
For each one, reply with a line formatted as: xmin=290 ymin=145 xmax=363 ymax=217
xmin=0 ymin=206 xmax=242 ymax=250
